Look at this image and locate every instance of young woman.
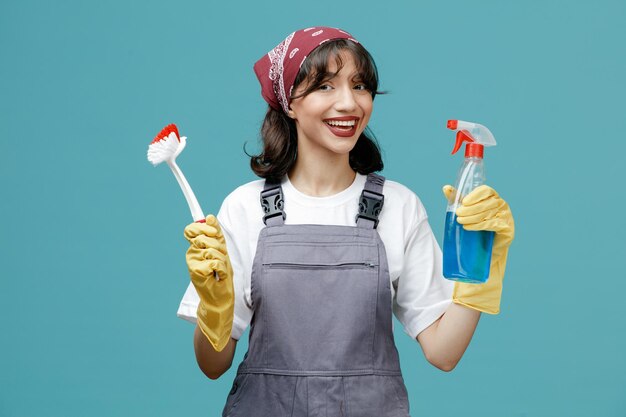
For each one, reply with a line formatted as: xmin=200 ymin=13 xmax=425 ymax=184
xmin=177 ymin=27 xmax=514 ymax=417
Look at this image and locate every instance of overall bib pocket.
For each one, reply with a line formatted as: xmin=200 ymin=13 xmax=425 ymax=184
xmin=260 ymin=242 xmax=379 ymax=373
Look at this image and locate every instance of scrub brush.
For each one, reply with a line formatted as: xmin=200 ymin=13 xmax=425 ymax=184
xmin=147 ymin=124 xmax=205 ymax=222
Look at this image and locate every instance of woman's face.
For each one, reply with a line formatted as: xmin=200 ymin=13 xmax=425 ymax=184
xmin=288 ymin=51 xmax=373 ymax=159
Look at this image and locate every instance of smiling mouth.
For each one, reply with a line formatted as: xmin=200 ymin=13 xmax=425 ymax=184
xmin=324 ymin=118 xmax=359 ymax=133
xmin=324 ymin=120 xmax=356 ymax=129
xmin=323 ymin=118 xmax=359 ymax=137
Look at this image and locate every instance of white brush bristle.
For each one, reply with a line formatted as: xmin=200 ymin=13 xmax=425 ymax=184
xmin=147 ymin=132 xmax=180 ymax=166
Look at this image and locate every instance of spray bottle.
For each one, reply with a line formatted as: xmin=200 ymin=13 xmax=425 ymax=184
xmin=443 ymin=120 xmax=497 ymax=283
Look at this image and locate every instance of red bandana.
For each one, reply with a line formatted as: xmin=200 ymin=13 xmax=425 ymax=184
xmin=253 ymin=27 xmax=359 ymax=114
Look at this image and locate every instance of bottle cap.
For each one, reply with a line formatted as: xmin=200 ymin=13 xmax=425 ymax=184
xmin=465 ymin=143 xmax=484 ymax=158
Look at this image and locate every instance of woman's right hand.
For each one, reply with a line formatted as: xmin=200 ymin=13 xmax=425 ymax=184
xmin=184 ymin=214 xmax=234 ymax=352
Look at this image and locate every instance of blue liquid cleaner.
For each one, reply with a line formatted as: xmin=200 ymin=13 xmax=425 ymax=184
xmin=443 ymin=211 xmax=495 ymax=283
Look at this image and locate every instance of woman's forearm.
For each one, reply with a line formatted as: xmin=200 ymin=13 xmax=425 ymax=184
xmin=193 ymin=325 xmax=237 ymax=379
xmin=416 ymin=303 xmax=481 ymax=371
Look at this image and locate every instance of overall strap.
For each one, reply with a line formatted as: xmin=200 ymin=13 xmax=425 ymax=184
xmin=356 ymin=173 xmax=386 ymax=229
xmin=260 ymin=178 xmax=286 ymax=226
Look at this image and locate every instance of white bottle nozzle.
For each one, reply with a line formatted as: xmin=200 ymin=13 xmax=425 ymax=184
xmin=447 ymin=120 xmax=497 ymax=151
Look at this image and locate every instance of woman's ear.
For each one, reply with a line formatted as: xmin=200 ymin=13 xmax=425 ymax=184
xmin=287 ymin=108 xmax=296 ymax=119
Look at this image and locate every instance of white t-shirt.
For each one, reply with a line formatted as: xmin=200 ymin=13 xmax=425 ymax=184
xmin=177 ymin=173 xmax=453 ymax=341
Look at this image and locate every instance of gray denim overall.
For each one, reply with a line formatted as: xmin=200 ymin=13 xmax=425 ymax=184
xmin=222 ymin=173 xmax=411 ymax=417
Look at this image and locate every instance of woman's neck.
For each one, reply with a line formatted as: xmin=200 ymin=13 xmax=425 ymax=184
xmin=288 ymin=153 xmax=356 ymax=197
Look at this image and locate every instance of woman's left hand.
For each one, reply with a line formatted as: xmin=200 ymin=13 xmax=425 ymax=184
xmin=443 ymin=184 xmax=514 ymax=261
xmin=442 ymin=184 xmax=515 ymax=314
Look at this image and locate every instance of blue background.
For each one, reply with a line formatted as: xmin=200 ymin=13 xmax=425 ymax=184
xmin=1 ymin=0 xmax=624 ymax=416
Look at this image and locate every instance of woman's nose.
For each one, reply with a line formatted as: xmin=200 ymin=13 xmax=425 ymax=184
xmin=334 ymin=86 xmax=357 ymax=112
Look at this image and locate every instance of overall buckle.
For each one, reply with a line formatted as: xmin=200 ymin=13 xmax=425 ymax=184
xmin=260 ymin=185 xmax=286 ymax=225
xmin=356 ymin=189 xmax=384 ymax=228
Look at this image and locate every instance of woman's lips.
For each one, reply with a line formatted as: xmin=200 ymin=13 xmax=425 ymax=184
xmin=325 ymin=123 xmax=358 ymax=137
xmin=323 ymin=117 xmax=360 ymax=138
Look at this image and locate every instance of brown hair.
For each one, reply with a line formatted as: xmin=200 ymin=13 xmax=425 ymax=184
xmin=249 ymin=39 xmax=384 ymax=181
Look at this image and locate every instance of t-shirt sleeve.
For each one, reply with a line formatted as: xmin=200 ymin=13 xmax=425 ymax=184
xmin=176 ymin=192 xmax=254 ymax=341
xmin=392 ymin=198 xmax=454 ymax=340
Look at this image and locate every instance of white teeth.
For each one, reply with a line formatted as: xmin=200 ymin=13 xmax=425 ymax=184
xmin=325 ymin=120 xmax=356 ymax=127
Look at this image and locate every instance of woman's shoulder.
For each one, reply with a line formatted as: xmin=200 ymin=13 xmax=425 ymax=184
xmin=218 ymin=178 xmax=267 ymax=219
xmin=380 ymin=177 xmax=429 ymax=223
xmin=224 ymin=178 xmax=266 ymax=203
xmin=382 ymin=177 xmax=426 ymax=205
xmin=216 ymin=178 xmax=269 ymax=238
xmin=382 ymin=178 xmax=416 ymax=196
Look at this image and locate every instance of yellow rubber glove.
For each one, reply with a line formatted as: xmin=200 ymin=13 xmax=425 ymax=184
xmin=184 ymin=214 xmax=234 ymax=352
xmin=443 ymin=185 xmax=515 ymax=314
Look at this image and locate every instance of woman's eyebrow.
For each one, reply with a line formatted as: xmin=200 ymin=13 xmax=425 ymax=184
xmin=318 ymin=70 xmax=362 ymax=82
xmin=350 ymin=73 xmax=365 ymax=81
xmin=328 ymin=71 xmax=362 ymax=80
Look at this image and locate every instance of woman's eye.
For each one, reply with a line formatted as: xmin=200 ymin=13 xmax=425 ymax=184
xmin=354 ymin=84 xmax=368 ymax=91
xmin=318 ymin=84 xmax=332 ymax=91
